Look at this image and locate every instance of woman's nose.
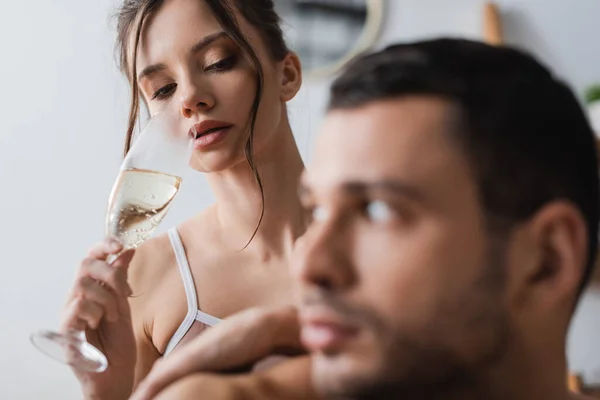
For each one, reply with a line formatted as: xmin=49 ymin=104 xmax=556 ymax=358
xmin=179 ymin=83 xmax=215 ymax=119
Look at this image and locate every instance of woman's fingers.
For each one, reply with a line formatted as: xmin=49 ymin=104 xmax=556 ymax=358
xmin=62 ymin=296 xmax=105 ymax=331
xmin=87 ymin=238 xmax=123 ymax=261
xmin=60 ymin=240 xmax=136 ymax=335
xmin=78 ymin=258 xmax=132 ymax=297
xmin=76 ymin=277 xmax=120 ymax=322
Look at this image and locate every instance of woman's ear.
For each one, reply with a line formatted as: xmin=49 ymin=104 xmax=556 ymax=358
xmin=279 ymin=52 xmax=302 ymax=102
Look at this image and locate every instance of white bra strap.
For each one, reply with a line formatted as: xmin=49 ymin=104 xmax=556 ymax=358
xmin=196 ymin=310 xmax=221 ymax=326
xmin=164 ymin=228 xmax=198 ymax=355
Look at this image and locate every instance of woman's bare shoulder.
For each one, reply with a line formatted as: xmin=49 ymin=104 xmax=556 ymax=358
xmin=128 ymin=232 xmax=177 ymax=296
xmin=177 ymin=205 xmax=220 ymax=245
xmin=129 ymin=206 xmax=219 ymax=293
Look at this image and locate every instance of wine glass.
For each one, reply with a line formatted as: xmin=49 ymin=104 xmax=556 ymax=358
xmin=30 ymin=111 xmax=194 ymax=372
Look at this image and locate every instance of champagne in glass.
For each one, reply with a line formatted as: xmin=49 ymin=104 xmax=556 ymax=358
xmin=106 ymin=168 xmax=182 ymax=249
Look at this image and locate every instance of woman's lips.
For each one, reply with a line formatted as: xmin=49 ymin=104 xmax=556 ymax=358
xmin=193 ymin=126 xmax=232 ymax=149
xmin=190 ymin=120 xmax=233 ymax=150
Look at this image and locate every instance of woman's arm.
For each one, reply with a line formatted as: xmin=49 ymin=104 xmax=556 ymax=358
xmin=128 ymin=237 xmax=173 ymax=391
xmin=130 ymin=292 xmax=162 ymax=391
xmin=86 ymin=237 xmax=168 ymax=399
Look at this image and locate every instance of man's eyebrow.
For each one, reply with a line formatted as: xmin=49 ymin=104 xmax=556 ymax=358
xmin=341 ymin=180 xmax=423 ymax=200
xmin=297 ymin=179 xmax=423 ymax=202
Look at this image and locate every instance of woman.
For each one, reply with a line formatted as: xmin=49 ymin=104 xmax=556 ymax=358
xmin=61 ymin=0 xmax=306 ymax=398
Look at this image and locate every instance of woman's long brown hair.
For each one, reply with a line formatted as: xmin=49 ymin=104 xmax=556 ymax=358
xmin=115 ymin=0 xmax=288 ymax=247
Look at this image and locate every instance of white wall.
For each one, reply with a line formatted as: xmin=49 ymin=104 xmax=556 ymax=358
xmin=0 ymin=1 xmax=598 ymax=398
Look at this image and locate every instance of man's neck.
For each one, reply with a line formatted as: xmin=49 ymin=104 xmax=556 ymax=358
xmin=479 ymin=344 xmax=571 ymax=400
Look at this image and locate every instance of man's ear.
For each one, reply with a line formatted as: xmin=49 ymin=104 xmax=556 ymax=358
xmin=508 ymin=202 xmax=587 ymax=310
xmin=279 ymin=52 xmax=302 ymax=102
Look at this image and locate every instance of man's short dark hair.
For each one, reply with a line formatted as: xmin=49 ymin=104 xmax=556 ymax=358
xmin=329 ymin=38 xmax=599 ymax=296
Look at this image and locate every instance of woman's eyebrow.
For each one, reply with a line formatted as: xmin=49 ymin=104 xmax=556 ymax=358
xmin=137 ymin=31 xmax=228 ymax=81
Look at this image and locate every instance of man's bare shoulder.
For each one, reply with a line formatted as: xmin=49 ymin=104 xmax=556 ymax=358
xmin=251 ymin=355 xmax=322 ymax=400
xmin=154 ymin=373 xmax=245 ymax=400
xmin=154 ymin=356 xmax=321 ymax=400
xmin=571 ymin=395 xmax=598 ymax=400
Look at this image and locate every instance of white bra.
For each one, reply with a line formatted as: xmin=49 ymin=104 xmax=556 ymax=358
xmin=164 ymin=228 xmax=221 ymax=356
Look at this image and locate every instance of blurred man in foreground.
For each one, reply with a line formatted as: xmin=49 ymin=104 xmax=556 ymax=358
xmin=131 ymin=38 xmax=599 ymax=400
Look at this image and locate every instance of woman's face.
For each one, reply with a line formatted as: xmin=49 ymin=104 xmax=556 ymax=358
xmin=135 ymin=0 xmax=295 ymax=172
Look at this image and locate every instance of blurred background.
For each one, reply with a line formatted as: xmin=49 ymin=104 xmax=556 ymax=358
xmin=0 ymin=0 xmax=599 ymax=398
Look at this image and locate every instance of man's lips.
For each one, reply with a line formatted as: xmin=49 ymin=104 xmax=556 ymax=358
xmin=299 ymin=307 xmax=359 ymax=352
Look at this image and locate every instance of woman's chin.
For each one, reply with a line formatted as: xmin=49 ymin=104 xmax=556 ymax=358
xmin=189 ymin=152 xmax=247 ymax=174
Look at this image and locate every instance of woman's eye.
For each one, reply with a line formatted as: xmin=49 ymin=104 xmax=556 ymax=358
xmin=151 ymin=83 xmax=176 ymax=100
xmin=365 ymin=200 xmax=394 ymax=223
xmin=206 ymin=55 xmax=237 ymax=73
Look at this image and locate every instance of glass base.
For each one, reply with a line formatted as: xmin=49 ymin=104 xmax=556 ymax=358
xmin=30 ymin=330 xmax=108 ymax=373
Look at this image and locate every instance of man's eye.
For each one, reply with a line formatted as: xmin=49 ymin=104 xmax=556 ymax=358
xmin=365 ymin=201 xmax=394 ymax=223
xmin=151 ymin=83 xmax=177 ymax=100
xmin=312 ymin=206 xmax=329 ymax=222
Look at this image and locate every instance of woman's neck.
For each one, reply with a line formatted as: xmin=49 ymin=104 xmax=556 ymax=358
xmin=206 ymin=119 xmax=306 ymax=257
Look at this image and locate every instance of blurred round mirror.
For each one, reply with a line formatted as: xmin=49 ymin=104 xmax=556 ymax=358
xmin=275 ymin=0 xmax=384 ymax=79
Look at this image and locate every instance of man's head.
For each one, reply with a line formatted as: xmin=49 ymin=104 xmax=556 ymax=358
xmin=294 ymin=39 xmax=598 ymax=399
